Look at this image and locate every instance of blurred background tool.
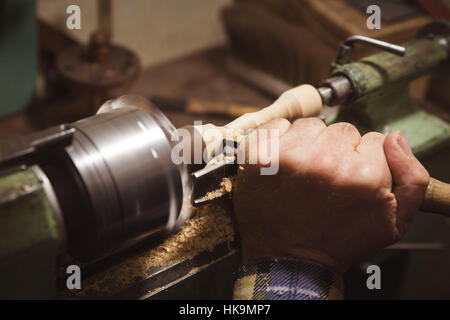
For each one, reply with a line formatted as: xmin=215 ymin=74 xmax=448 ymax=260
xmin=15 ymin=0 xmax=142 ymax=128
xmin=54 ymin=0 xmax=140 ymax=121
xmin=54 ymin=30 xmax=140 ymax=117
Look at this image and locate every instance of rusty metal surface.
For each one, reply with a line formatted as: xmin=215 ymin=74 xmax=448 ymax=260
xmin=56 ymin=33 xmax=140 ymax=89
xmin=54 ymin=31 xmax=140 ymax=117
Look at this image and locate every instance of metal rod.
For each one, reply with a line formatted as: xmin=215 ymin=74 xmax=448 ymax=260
xmin=317 ymin=86 xmax=333 ymax=106
xmin=344 ymin=35 xmax=406 ymax=56
xmin=98 ymin=0 xmax=112 ymax=40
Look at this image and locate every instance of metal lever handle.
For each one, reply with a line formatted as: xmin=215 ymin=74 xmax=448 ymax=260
xmin=0 ymin=125 xmax=75 ymax=170
xmin=336 ymin=35 xmax=406 ymax=65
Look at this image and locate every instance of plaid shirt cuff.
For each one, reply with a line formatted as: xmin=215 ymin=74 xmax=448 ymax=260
xmin=233 ymin=257 xmax=344 ymax=300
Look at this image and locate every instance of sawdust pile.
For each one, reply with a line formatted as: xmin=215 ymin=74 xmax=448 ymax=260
xmin=75 ymin=200 xmax=234 ymax=296
xmin=143 ymin=200 xmax=234 ymax=268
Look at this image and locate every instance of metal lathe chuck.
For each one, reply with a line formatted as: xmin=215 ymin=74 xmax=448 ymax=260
xmin=0 ymin=95 xmax=190 ymax=262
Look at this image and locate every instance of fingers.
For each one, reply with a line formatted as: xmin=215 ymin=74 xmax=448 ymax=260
xmin=349 ymin=131 xmax=391 ymax=189
xmin=356 ymin=132 xmax=385 ymax=156
xmin=318 ymin=122 xmax=361 ymax=148
xmin=384 ymin=131 xmax=430 ymax=233
xmin=356 ymin=132 xmax=387 ymax=165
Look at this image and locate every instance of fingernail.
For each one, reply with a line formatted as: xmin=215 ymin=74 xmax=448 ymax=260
xmin=397 ymin=134 xmax=413 ymax=157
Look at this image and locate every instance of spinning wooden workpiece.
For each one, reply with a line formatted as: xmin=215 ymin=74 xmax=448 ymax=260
xmin=194 ymin=84 xmax=322 ymax=160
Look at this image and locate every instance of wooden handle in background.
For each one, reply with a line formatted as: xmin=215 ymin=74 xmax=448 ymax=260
xmin=421 ymin=177 xmax=450 ymax=218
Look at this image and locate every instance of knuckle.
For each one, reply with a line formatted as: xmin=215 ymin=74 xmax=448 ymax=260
xmin=292 ymin=117 xmax=325 ymax=129
xmin=362 ymin=131 xmax=385 ymax=141
xmin=328 ymin=122 xmax=359 ymax=134
xmin=327 ymin=123 xmax=361 ymax=141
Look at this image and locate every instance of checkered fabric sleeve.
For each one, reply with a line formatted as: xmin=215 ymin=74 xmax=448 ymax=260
xmin=233 ymin=257 xmax=344 ymax=300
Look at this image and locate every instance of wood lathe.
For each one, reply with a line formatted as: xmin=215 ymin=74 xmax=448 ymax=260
xmin=0 ymin=20 xmax=450 ymax=299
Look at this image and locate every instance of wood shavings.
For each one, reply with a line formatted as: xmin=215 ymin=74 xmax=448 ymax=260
xmin=198 ymin=177 xmax=234 ymax=202
xmin=144 ymin=200 xmax=234 ymax=267
xmin=72 ymin=200 xmax=234 ymax=297
xmin=221 ymin=177 xmax=233 ymax=193
xmin=223 ymin=127 xmax=246 ymax=144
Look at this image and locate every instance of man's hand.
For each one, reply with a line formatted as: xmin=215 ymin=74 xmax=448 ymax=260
xmin=233 ymin=118 xmax=429 ymax=274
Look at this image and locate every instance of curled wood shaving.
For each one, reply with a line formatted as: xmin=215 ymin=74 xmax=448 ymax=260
xmin=198 ymin=177 xmax=234 ymax=202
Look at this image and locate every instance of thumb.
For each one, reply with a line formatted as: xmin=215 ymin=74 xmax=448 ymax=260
xmin=384 ymin=131 xmax=430 ymax=233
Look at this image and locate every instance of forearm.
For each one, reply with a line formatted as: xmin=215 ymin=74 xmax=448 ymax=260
xmin=233 ymin=257 xmax=344 ymax=300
